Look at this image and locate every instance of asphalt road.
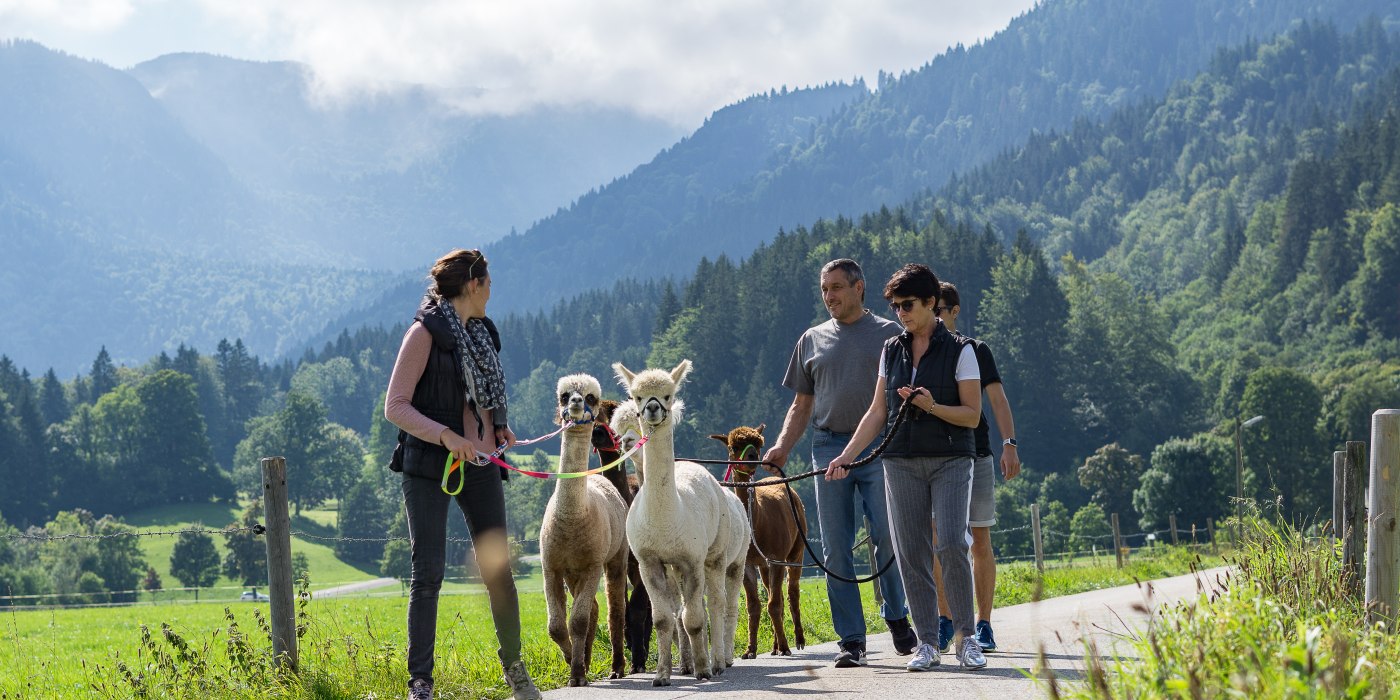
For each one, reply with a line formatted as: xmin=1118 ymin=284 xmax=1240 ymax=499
xmin=542 ymin=566 xmax=1231 ymax=699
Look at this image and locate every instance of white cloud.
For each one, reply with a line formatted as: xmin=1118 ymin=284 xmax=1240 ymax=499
xmin=0 ymin=0 xmax=135 ymax=32
xmin=196 ymin=0 xmax=1034 ymax=125
xmin=1 ymin=0 xmax=1036 ymax=125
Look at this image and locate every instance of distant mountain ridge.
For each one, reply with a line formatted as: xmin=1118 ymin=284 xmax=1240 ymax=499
xmin=474 ymin=0 xmax=1398 ymax=317
xmin=0 ymin=43 xmax=684 ymax=372
xmin=127 ymin=53 xmax=687 ymax=268
xmin=4 ymin=0 xmax=1398 ymax=375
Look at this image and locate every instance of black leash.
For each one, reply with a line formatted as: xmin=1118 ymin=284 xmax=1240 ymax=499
xmin=695 ymin=397 xmax=915 ymax=584
xmin=701 ymin=397 xmax=914 ymax=488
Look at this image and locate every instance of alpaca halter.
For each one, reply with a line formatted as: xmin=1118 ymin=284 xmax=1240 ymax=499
xmin=722 ymin=443 xmax=757 ymax=482
xmin=559 ymin=403 xmax=595 ymax=426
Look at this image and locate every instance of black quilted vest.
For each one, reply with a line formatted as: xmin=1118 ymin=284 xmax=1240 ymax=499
xmin=880 ymin=321 xmax=975 ymax=458
xmin=399 ymin=297 xmax=507 ymax=481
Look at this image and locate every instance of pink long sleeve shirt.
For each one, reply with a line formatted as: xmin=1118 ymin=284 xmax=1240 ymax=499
xmin=383 ymin=322 xmax=497 ymax=456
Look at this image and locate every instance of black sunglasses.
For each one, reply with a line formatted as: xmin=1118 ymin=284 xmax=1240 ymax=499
xmin=888 ymin=299 xmax=920 ymax=314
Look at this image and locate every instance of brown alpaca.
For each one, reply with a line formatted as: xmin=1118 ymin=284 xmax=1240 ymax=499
xmin=708 ymin=423 xmax=807 ymax=658
xmin=541 ymin=374 xmax=629 ymax=685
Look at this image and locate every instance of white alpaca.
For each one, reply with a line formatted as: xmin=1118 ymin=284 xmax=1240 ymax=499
xmin=540 ymin=373 xmax=630 ymax=685
xmin=609 ymin=399 xmax=644 ymax=485
xmin=614 ymin=359 xmax=748 ymax=686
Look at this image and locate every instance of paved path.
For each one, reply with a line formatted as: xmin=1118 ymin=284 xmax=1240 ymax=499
xmin=311 ymin=577 xmax=398 ymax=598
xmin=543 ymin=567 xmax=1231 ymax=699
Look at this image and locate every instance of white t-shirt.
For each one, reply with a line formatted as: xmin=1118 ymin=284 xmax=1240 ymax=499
xmin=878 ymin=343 xmax=980 ymax=384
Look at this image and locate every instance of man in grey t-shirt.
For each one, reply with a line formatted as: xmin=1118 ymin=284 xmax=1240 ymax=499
xmin=763 ymin=258 xmax=915 ymax=668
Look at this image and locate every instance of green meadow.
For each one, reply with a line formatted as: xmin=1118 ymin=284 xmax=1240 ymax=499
xmin=1 ymin=544 xmax=1213 ymax=699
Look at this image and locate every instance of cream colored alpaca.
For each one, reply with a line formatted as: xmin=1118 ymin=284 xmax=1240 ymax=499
xmin=540 ymin=373 xmax=630 ymax=685
xmin=614 ymin=360 xmax=748 ymax=686
xmin=609 ymin=399 xmax=644 ymax=485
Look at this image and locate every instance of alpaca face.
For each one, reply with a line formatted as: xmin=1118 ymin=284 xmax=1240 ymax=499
xmin=708 ymin=424 xmax=766 ymax=479
xmin=555 ymin=373 xmax=602 ymax=425
xmin=610 ymin=400 xmax=643 ymax=452
xmin=612 ymin=360 xmax=691 ymax=431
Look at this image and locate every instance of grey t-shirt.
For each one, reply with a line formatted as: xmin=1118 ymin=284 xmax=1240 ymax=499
xmin=781 ymin=310 xmax=902 ymax=433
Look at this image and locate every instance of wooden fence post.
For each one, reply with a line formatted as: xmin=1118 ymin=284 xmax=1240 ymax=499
xmin=1344 ymin=441 xmax=1366 ymax=599
xmin=1031 ymin=503 xmax=1044 ymax=573
xmin=1111 ymin=512 xmax=1124 ymax=569
xmin=1334 ymin=450 xmax=1347 ymax=540
xmin=262 ymin=456 xmax=298 ymax=671
xmin=1169 ymin=514 xmax=1179 ymax=546
xmin=1365 ymin=410 xmax=1400 ymax=628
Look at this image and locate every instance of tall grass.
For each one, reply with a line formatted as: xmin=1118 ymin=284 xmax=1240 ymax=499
xmin=1 ymin=544 xmax=1210 ymax=698
xmin=1052 ymin=506 xmax=1396 ymax=699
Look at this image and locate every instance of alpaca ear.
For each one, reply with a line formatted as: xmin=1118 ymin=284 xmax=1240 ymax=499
xmin=708 ymin=434 xmax=728 ymax=444
xmin=670 ymin=359 xmax=692 ymax=387
xmin=612 ymin=362 xmax=635 ymax=389
xmin=756 ymin=423 xmax=766 ymax=435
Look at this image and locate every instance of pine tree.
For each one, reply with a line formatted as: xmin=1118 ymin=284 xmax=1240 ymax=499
xmin=979 ymin=233 xmax=1077 ymax=472
xmin=90 ymin=347 xmax=117 ymax=401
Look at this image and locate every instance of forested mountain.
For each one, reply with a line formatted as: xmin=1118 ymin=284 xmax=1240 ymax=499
xmin=0 ymin=43 xmax=684 ymax=373
xmin=474 ymin=0 xmax=1398 ymax=316
xmin=491 ymin=20 xmax=1400 ymax=536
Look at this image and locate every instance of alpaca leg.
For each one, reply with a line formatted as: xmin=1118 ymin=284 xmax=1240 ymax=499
xmin=663 ymin=571 xmax=691 ymax=674
xmin=763 ymin=563 xmax=789 ymax=655
xmin=638 ymin=560 xmax=675 ymax=687
xmin=677 ymin=609 xmax=694 ymax=676
xmin=566 ymin=571 xmax=602 ymax=687
xmin=605 ymin=553 xmax=629 ymax=679
xmin=544 ymin=567 xmax=571 ymax=665
xmin=787 ymin=553 xmax=806 ymax=650
xmin=626 ymin=560 xmax=652 ymax=674
xmin=724 ymin=560 xmax=745 ymax=668
xmin=741 ymin=563 xmax=760 ymax=659
xmin=704 ymin=565 xmax=728 ymax=677
xmin=587 ymin=594 xmax=599 ymax=671
xmin=675 ymin=562 xmax=711 ymax=680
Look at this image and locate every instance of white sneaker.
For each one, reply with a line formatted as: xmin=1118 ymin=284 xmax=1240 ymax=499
xmin=905 ymin=642 xmax=940 ymax=671
xmin=958 ymin=637 xmax=987 ymax=670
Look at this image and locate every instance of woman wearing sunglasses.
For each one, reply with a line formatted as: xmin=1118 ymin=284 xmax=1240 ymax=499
xmin=826 ymin=263 xmax=987 ymax=673
xmin=383 ymin=248 xmax=540 ymax=700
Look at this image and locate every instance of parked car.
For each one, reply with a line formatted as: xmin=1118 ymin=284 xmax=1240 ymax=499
xmin=239 ymin=589 xmax=269 ymax=602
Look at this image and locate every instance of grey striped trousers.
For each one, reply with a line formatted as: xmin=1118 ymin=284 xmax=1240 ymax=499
xmin=883 ymin=454 xmax=977 ymax=643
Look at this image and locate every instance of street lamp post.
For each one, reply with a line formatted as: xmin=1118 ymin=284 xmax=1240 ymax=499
xmin=1234 ymin=414 xmax=1265 ymax=541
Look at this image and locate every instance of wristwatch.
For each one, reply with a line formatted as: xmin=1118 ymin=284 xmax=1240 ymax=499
xmin=1002 ymin=438 xmax=1018 ymax=448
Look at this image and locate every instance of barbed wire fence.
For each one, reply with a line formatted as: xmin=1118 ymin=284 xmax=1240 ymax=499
xmin=0 ymin=508 xmax=1223 ymax=604
xmin=3 ymin=453 xmax=1223 ymax=629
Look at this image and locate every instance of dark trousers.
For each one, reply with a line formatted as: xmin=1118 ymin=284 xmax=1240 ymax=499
xmin=403 ymin=466 xmax=522 ymax=683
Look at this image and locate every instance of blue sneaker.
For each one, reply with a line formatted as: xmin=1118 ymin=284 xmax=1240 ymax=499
xmin=937 ymin=616 xmax=954 ymax=653
xmin=975 ymin=620 xmax=997 ymax=652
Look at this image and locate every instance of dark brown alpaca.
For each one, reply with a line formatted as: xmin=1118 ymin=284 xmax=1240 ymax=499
xmin=591 ymin=399 xmax=652 ymax=674
xmin=708 ymin=424 xmax=807 ymax=658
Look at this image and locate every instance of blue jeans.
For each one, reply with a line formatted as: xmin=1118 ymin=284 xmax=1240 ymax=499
xmin=812 ymin=429 xmax=908 ymax=645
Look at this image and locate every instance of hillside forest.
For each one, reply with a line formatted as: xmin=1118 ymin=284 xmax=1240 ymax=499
xmin=2 ymin=19 xmax=1400 ymax=603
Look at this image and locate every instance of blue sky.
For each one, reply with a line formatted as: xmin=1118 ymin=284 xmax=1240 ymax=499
xmin=1 ymin=0 xmax=1038 ymax=126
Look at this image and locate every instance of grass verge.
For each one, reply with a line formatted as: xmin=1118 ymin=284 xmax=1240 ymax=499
xmin=2 ymin=544 xmax=1213 ymax=698
xmin=1050 ymin=511 xmax=1388 ymax=698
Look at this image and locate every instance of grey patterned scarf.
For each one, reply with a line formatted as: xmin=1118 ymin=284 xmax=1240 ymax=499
xmin=437 ymin=296 xmax=508 ymax=433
